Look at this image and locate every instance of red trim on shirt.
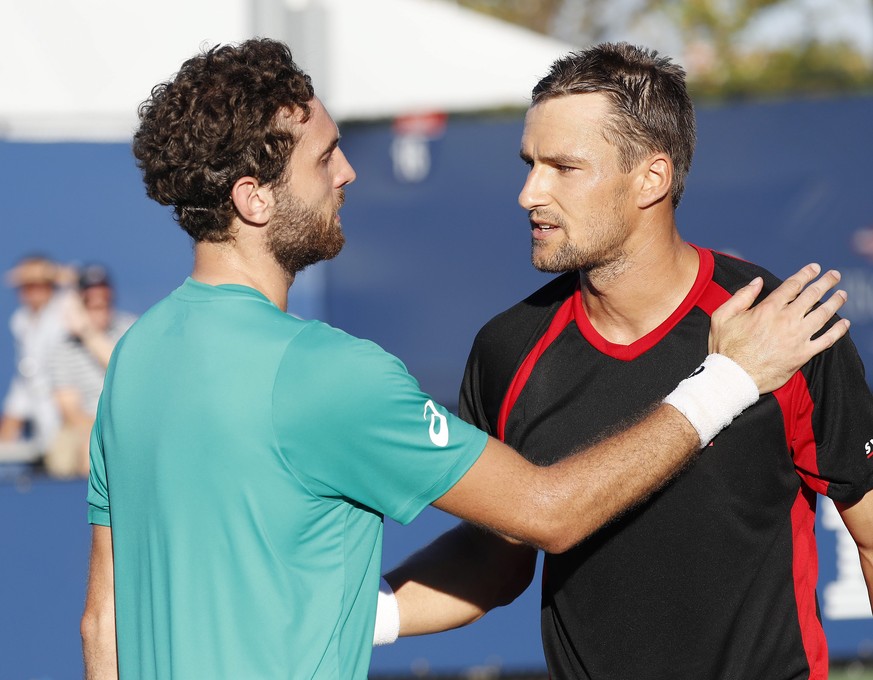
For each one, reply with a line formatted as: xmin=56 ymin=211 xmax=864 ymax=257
xmin=498 ymin=246 xmax=722 ymax=438
xmin=571 ymin=246 xmax=716 ymax=361
xmin=494 ymin=246 xmax=835 ymax=676
xmin=775 ymin=373 xmax=830 ymax=496
xmin=497 ymin=295 xmax=575 ymax=441
xmin=790 ymin=485 xmax=828 ymax=679
xmin=774 ymin=374 xmax=829 ymax=678
xmin=695 ymin=275 xmax=731 ymax=315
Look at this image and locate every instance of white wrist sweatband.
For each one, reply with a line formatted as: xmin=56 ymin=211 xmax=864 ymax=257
xmin=663 ymin=353 xmax=759 ymax=448
xmin=373 ymin=577 xmax=400 ymax=646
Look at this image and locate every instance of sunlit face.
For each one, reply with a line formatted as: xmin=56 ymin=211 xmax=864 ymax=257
xmin=518 ymin=93 xmax=636 ymax=275
xmin=268 ymin=97 xmax=356 ymax=275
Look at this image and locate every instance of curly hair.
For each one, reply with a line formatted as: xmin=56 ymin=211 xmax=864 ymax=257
xmin=532 ymin=43 xmax=696 ymax=209
xmin=132 ymin=38 xmax=314 ymax=242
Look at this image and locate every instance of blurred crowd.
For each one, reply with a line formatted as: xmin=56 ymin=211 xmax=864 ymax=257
xmin=0 ymin=255 xmax=137 ymax=479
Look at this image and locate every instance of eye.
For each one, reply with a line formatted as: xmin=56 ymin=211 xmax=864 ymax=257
xmin=556 ymin=164 xmax=574 ymax=174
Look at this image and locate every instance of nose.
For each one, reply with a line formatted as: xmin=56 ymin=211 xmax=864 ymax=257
xmin=518 ymin=165 xmax=546 ymax=211
xmin=335 ymin=148 xmax=356 ymax=187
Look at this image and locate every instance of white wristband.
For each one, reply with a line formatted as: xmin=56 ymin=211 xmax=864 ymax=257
xmin=373 ymin=577 xmax=400 ymax=646
xmin=663 ymin=353 xmax=759 ymax=448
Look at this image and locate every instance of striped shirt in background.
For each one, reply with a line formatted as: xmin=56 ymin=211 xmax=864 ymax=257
xmin=48 ymin=312 xmax=138 ymax=415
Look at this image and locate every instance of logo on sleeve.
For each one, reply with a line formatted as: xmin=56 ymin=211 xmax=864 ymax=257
xmin=865 ymin=438 xmax=873 ymax=458
xmin=423 ymin=400 xmax=449 ymax=447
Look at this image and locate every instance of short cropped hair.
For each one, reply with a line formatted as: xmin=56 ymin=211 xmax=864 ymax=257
xmin=532 ymin=43 xmax=696 ymax=209
xmin=132 ymin=38 xmax=314 ymax=242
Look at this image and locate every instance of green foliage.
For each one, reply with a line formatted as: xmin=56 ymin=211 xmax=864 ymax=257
xmin=828 ymin=667 xmax=873 ymax=680
xmin=690 ymin=40 xmax=873 ymax=100
xmin=455 ymin=0 xmax=565 ymax=35
xmin=453 ymin=0 xmax=873 ymax=99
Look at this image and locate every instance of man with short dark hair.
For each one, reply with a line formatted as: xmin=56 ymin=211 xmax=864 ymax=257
xmin=381 ymin=43 xmax=873 ymax=680
xmin=80 ymin=38 xmax=849 ymax=679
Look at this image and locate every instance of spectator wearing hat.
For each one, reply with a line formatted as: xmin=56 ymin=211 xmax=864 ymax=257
xmin=0 ymin=255 xmax=76 ymax=454
xmin=45 ymin=264 xmax=136 ymax=478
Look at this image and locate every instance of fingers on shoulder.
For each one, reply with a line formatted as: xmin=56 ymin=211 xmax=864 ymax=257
xmin=768 ymin=263 xmax=822 ymax=306
xmin=713 ymin=277 xmax=764 ymax=320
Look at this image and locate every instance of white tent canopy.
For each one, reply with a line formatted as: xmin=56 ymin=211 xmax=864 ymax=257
xmin=0 ymin=0 xmax=249 ymax=142
xmin=282 ymin=0 xmax=576 ymax=120
xmin=0 ymin=0 xmax=575 ymax=142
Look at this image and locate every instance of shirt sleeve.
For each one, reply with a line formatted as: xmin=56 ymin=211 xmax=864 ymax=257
xmin=87 ymin=394 xmax=111 ymax=526
xmin=272 ymin=323 xmax=487 ymax=525
xmin=790 ymin=334 xmax=873 ymax=503
xmin=458 ymin=333 xmax=494 ymax=433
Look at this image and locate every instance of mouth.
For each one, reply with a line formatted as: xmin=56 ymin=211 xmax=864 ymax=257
xmin=530 ymin=220 xmax=560 ymax=239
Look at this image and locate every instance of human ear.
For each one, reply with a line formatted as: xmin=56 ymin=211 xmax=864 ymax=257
xmin=230 ymin=176 xmax=274 ymax=226
xmin=637 ymin=154 xmax=672 ymax=209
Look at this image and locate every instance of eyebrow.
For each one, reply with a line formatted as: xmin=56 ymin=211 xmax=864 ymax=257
xmin=519 ymin=149 xmax=584 ymax=167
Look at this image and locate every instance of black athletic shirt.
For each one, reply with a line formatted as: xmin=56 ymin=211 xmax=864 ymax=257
xmin=459 ymin=246 xmax=873 ymax=680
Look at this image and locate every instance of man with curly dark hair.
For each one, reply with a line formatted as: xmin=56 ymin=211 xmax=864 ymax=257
xmin=131 ymin=38 xmax=345 ymax=268
xmin=80 ymin=38 xmax=850 ymax=679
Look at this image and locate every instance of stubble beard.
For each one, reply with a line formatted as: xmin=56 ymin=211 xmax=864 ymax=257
xmin=267 ymin=189 xmax=346 ymax=276
xmin=530 ymin=200 xmax=631 ymax=277
xmin=532 ymin=236 xmax=628 ymax=275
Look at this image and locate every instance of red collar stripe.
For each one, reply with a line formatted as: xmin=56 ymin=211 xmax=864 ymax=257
xmin=497 ymin=294 xmax=576 ymax=441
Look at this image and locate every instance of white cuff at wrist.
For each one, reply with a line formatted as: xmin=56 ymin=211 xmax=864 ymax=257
xmin=373 ymin=577 xmax=400 ymax=646
xmin=663 ymin=353 xmax=759 ymax=448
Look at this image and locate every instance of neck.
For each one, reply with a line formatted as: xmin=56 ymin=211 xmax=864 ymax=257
xmin=580 ymin=229 xmax=699 ymax=345
xmin=191 ymin=239 xmax=294 ymax=312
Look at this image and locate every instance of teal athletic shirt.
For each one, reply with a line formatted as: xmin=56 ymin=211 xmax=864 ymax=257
xmin=87 ymin=278 xmax=487 ymax=679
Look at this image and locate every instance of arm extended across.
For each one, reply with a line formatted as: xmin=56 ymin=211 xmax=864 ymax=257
xmin=380 ymin=264 xmax=850 ymax=639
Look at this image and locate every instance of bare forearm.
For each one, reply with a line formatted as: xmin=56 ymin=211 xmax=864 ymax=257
xmin=82 ymin=615 xmax=118 ymax=680
xmin=531 ymin=402 xmax=699 ymax=552
xmin=385 ymin=523 xmax=535 ymax=636
xmin=860 ymin=548 xmax=873 ymax=614
xmin=82 ymin=525 xmax=117 ymax=679
xmin=435 ymin=403 xmax=700 ymax=554
xmin=390 ymin=576 xmax=486 ymax=636
xmin=836 ymin=493 xmax=873 ymax=614
xmin=386 ymin=405 xmax=695 ymax=638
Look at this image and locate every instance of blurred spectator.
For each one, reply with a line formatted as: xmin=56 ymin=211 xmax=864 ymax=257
xmin=0 ymin=255 xmax=75 ymax=454
xmin=45 ymin=264 xmax=136 ymax=478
